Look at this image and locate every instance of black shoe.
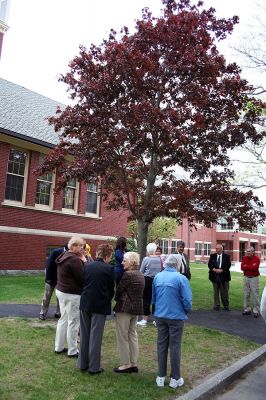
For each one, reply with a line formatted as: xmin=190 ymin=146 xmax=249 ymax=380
xmin=213 ymin=306 xmax=220 ymax=310
xmin=224 ymin=307 xmax=230 ymax=311
xmin=242 ymin=311 xmax=251 ymax=316
xmin=89 ymin=368 xmax=104 ymax=375
xmin=54 ymin=313 xmax=61 ymax=319
xmin=254 ymin=313 xmax=259 ymax=318
xmin=131 ymin=366 xmax=138 ymax=373
xmin=39 ymin=314 xmax=46 ymax=320
xmin=113 ymin=367 xmax=133 ymax=373
xmin=68 ymin=352 xmax=79 ymax=358
xmin=55 ymin=348 xmax=68 ymax=354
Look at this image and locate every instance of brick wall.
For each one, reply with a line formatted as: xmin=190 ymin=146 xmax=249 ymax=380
xmin=0 ymin=141 xmax=129 ymax=269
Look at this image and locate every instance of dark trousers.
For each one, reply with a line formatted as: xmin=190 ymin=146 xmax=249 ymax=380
xmin=155 ymin=318 xmax=184 ymax=380
xmin=77 ymin=310 xmax=106 ymax=372
xmin=213 ymin=280 xmax=229 ymax=308
xmin=143 ymin=276 xmax=154 ymax=316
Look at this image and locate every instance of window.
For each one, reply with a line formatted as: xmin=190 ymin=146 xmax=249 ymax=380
xmin=5 ymin=148 xmax=27 ymax=202
xmin=86 ymin=182 xmax=98 ymax=214
xmin=219 ymin=222 xmax=233 ymax=230
xmin=204 ymin=243 xmax=211 ymax=256
xmin=46 ymin=246 xmax=60 ymax=259
xmin=170 ymin=239 xmax=178 ymax=254
xmin=195 ymin=242 xmax=202 ymax=256
xmin=159 ymin=239 xmax=169 ymax=255
xmin=35 ymin=170 xmax=53 ymax=206
xmin=62 ymin=179 xmax=77 ymax=210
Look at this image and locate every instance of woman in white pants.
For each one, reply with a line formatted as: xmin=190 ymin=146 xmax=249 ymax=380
xmin=54 ymin=236 xmax=85 ymax=357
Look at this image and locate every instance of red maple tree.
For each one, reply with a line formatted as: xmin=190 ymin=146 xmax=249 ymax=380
xmin=40 ymin=0 xmax=266 ymax=258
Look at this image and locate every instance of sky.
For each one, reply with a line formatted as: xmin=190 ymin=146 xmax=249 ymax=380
xmin=1 ymin=0 xmax=265 ymax=104
xmin=0 ymin=0 xmax=265 ymax=201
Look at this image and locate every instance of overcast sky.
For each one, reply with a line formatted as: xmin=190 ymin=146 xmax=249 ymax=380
xmin=1 ymin=0 xmax=265 ymax=202
xmin=0 ymin=0 xmax=265 ymax=103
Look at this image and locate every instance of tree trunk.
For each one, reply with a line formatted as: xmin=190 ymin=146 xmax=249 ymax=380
xmin=137 ymin=218 xmax=150 ymax=264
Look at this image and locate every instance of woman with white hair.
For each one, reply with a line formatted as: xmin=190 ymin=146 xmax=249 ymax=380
xmin=137 ymin=243 xmax=163 ymax=327
xmin=152 ymin=254 xmax=192 ymax=389
xmin=113 ymin=252 xmax=145 ymax=373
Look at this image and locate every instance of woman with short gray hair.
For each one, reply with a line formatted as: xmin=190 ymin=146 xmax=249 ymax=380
xmin=152 ymin=254 xmax=192 ymax=389
xmin=137 ymin=243 xmax=163 ymax=327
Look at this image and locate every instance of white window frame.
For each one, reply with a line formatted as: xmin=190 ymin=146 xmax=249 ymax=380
xmin=35 ymin=156 xmax=55 ymax=209
xmin=85 ymin=182 xmax=100 ymax=217
xmin=159 ymin=239 xmax=169 ymax=255
xmin=62 ymin=179 xmax=79 ymax=214
xmin=4 ymin=147 xmax=29 ymax=206
xmin=195 ymin=241 xmax=202 ymax=256
xmin=204 ymin=242 xmax=211 ymax=256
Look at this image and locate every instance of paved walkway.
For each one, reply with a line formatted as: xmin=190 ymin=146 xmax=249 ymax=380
xmin=0 ymin=303 xmax=265 ymax=344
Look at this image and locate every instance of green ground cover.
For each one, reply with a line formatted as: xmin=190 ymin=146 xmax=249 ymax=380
xmin=0 ymin=265 xmax=265 ymax=399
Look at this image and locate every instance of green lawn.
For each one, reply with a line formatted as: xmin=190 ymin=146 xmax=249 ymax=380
xmin=0 ymin=265 xmax=265 ymax=400
xmin=1 ymin=264 xmax=266 ymax=310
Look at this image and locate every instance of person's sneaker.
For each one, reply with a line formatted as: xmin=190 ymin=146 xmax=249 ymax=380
xmin=39 ymin=314 xmax=46 ymax=320
xmin=169 ymin=377 xmax=184 ymax=388
xmin=54 ymin=313 xmax=61 ymax=319
xmin=137 ymin=319 xmax=147 ymax=327
xmin=242 ymin=310 xmax=251 ymax=316
xmin=156 ymin=376 xmax=165 ymax=387
xmin=254 ymin=313 xmax=259 ymax=318
xmin=152 ymin=320 xmax=157 ymax=327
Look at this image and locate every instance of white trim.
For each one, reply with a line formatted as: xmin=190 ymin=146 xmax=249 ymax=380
xmin=239 ymin=237 xmax=249 ymax=242
xmin=0 ymin=225 xmax=116 ymax=241
xmin=1 ymin=202 xmax=102 ymax=220
xmin=250 ymin=239 xmax=259 ymax=243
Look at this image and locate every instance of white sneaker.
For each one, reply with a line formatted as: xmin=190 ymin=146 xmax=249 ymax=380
xmin=156 ymin=376 xmax=165 ymax=387
xmin=169 ymin=377 xmax=184 ymax=388
xmin=137 ymin=319 xmax=147 ymax=327
xmin=152 ymin=320 xmax=157 ymax=327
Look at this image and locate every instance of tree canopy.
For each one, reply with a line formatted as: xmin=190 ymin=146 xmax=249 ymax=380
xmin=39 ymin=0 xmax=266 ymax=257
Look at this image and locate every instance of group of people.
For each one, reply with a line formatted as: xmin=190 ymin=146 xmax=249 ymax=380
xmin=208 ymin=244 xmax=262 ymax=318
xmin=39 ymin=236 xmax=264 ymax=389
xmin=39 ymin=237 xmax=192 ymax=388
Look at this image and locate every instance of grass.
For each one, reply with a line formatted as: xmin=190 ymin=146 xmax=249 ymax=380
xmin=0 ymin=318 xmax=259 ymax=400
xmin=0 ymin=265 xmax=265 ymax=399
xmin=1 ymin=264 xmax=266 ymax=310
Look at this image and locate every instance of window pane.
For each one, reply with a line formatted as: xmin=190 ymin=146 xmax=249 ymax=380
xmin=63 ymin=187 xmax=75 ymax=209
xmin=86 ymin=192 xmax=97 ymax=213
xmin=8 ymin=149 xmax=26 ymax=175
xmin=88 ymin=182 xmax=97 ymax=192
xmin=5 ymin=174 xmax=24 ymax=201
xmin=36 ymin=181 xmax=51 ymax=205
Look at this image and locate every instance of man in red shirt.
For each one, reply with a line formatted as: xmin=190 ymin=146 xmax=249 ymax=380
xmin=241 ymin=246 xmax=260 ymax=318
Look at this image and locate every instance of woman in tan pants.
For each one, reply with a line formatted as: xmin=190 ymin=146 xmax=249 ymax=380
xmin=113 ymin=252 xmax=145 ymax=373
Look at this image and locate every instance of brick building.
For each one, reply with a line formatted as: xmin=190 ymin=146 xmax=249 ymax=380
xmin=160 ymin=218 xmax=266 ymax=263
xmin=0 ymin=78 xmax=129 ymax=270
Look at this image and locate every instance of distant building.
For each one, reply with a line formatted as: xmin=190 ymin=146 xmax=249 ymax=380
xmin=159 ymin=218 xmax=266 ymax=263
xmin=0 ymin=78 xmax=129 ymax=270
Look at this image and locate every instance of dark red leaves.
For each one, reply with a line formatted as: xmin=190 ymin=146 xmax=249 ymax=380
xmin=40 ymin=0 xmax=265 ymax=230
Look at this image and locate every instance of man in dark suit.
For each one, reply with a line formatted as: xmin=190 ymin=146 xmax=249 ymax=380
xmin=176 ymin=240 xmax=191 ymax=280
xmin=208 ymin=244 xmax=231 ymax=311
xmin=77 ymin=244 xmax=115 ymax=374
xmin=39 ymin=244 xmax=68 ymax=320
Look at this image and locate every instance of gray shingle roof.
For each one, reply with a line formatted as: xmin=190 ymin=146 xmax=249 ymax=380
xmin=0 ymin=78 xmax=65 ymax=147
